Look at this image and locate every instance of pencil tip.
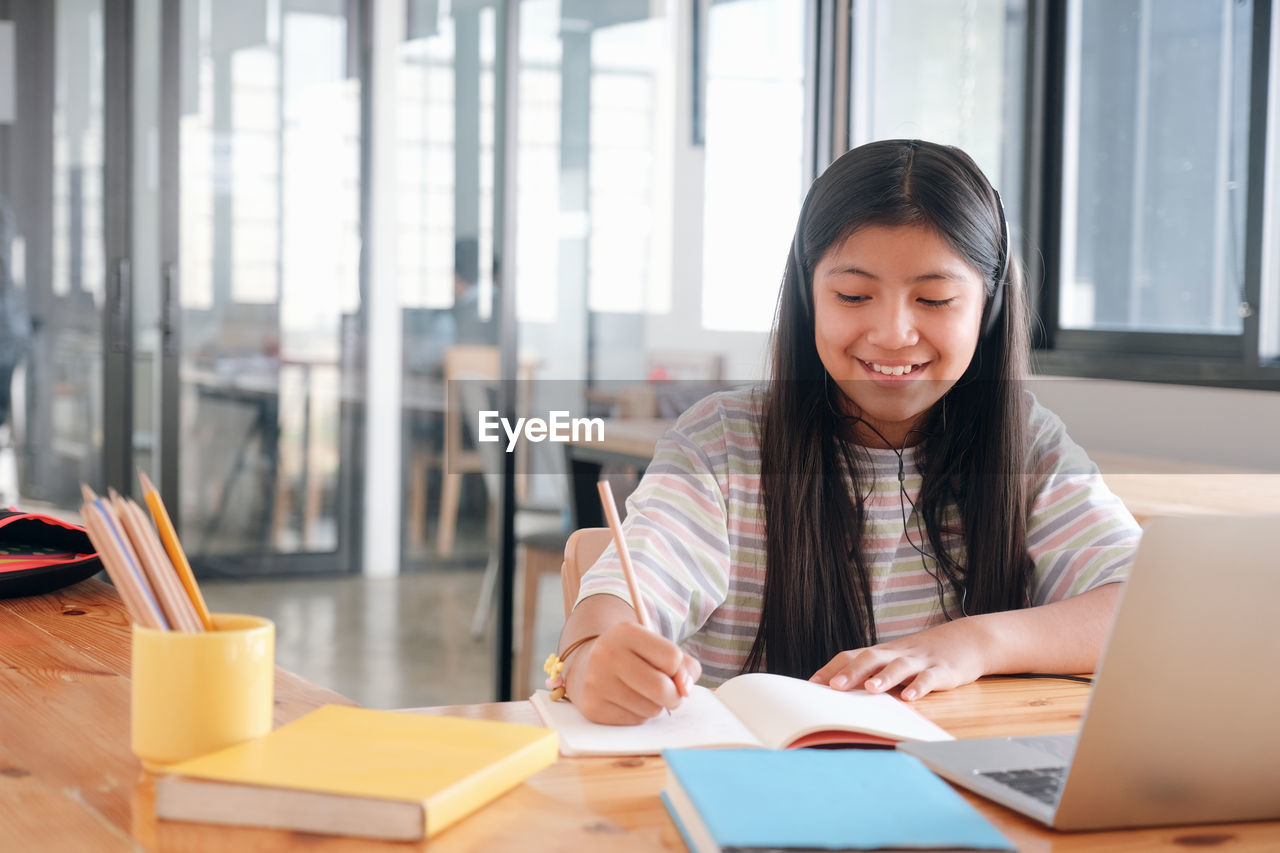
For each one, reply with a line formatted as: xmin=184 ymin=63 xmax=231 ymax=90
xmin=80 ymin=483 xmax=97 ymax=502
xmin=137 ymin=468 xmax=155 ymax=492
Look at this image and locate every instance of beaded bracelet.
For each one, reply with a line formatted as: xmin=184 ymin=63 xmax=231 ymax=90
xmin=543 ymin=633 xmax=600 ymax=702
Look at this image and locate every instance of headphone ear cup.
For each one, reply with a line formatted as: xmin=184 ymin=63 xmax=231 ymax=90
xmin=791 ymin=187 xmax=817 ymax=319
xmin=982 ymin=282 xmax=1005 ymax=339
xmin=985 ymin=188 xmax=1010 ymax=339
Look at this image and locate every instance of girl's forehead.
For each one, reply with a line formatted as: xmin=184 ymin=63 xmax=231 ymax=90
xmin=820 ymin=223 xmax=981 ymax=275
xmin=827 ymin=221 xmax=949 ymax=252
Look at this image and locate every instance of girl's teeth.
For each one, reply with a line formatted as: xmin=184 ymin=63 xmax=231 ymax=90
xmin=867 ymin=362 xmax=916 ymax=376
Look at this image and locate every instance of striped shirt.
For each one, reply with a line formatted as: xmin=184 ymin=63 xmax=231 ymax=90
xmin=576 ymin=386 xmax=1139 ymax=685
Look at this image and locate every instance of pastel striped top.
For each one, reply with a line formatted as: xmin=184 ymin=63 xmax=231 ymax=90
xmin=576 ymin=386 xmax=1140 ymax=685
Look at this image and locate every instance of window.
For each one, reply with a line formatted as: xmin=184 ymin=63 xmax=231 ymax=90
xmin=1060 ymin=0 xmax=1252 ymax=336
xmin=1037 ymin=0 xmax=1279 ymax=384
xmin=849 ymin=0 xmax=1028 ymax=220
xmin=700 ymin=0 xmax=807 ymax=333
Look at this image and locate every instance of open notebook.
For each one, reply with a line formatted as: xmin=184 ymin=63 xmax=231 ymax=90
xmin=531 ymin=672 xmax=952 ymax=756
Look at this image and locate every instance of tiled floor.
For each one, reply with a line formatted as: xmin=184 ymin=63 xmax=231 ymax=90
xmin=202 ymin=564 xmax=566 ymax=710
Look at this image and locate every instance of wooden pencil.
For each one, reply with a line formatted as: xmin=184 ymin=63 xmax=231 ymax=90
xmin=114 ymin=494 xmax=202 ymax=633
xmin=596 ymin=481 xmax=650 ymax=629
xmin=596 ymin=481 xmax=681 ymax=708
xmin=80 ymin=507 xmax=147 ymax=625
xmin=137 ymin=469 xmax=214 ymax=630
xmin=99 ymin=488 xmax=170 ymax=630
xmin=125 ymin=497 xmax=203 ymax=632
xmin=80 ymin=485 xmax=168 ymax=630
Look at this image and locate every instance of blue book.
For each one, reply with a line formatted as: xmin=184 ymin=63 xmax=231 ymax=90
xmin=661 ymin=749 xmax=1013 ymax=851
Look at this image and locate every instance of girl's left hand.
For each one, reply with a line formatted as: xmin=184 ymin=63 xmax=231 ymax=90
xmin=809 ymin=617 xmax=993 ymax=701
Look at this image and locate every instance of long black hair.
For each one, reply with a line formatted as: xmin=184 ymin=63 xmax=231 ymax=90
xmin=746 ymin=139 xmax=1033 ymax=677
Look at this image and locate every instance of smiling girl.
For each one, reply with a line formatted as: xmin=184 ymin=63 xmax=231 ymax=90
xmin=555 ymin=139 xmax=1140 ymax=725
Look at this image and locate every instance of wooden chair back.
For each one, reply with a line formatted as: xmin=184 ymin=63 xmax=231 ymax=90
xmin=561 ymin=528 xmax=612 ymax=616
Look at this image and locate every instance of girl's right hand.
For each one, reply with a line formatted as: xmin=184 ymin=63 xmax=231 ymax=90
xmin=563 ymin=621 xmax=702 ymax=725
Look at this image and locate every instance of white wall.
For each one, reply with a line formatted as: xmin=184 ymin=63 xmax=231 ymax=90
xmin=1030 ymin=377 xmax=1280 ymax=471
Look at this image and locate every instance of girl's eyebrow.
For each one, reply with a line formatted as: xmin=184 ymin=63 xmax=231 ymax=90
xmin=823 ymin=265 xmax=972 ymax=283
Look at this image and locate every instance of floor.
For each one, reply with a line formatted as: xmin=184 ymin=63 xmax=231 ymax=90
xmin=202 ymin=561 xmax=566 ymax=710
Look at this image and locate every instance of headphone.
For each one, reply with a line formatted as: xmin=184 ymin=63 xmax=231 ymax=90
xmin=983 ymin=188 xmax=1010 ymax=339
xmin=791 ymin=143 xmax=1011 ymax=340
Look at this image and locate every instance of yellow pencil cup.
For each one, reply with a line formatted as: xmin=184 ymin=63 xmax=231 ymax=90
xmin=131 ymin=614 xmax=274 ymax=771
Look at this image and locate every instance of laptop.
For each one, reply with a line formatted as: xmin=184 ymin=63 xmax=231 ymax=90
xmin=899 ymin=514 xmax=1280 ymax=831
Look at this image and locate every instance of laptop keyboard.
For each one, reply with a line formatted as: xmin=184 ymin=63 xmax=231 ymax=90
xmin=979 ymin=766 xmax=1068 ymax=805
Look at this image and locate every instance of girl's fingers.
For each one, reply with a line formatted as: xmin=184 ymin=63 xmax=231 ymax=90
xmin=627 ymin=624 xmax=688 ymax=677
xmin=810 ymin=654 xmax=850 ymax=684
xmin=676 ymin=654 xmax=701 ymax=697
xmin=817 ymin=650 xmax=892 ymax=690
xmin=594 ymin=695 xmax=653 ymax=726
xmin=862 ymin=656 xmax=923 ymax=693
xmin=610 ymin=673 xmax=671 ymax=719
xmin=900 ymin=669 xmax=939 ymax=701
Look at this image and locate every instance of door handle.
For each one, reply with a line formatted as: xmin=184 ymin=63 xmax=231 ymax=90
xmin=110 ymin=258 xmax=131 ymax=353
xmin=161 ymin=262 xmax=179 ymax=355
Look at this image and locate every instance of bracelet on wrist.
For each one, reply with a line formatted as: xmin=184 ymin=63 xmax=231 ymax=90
xmin=543 ymin=633 xmax=600 ymax=702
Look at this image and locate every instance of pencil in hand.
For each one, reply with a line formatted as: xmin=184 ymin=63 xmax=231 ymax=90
xmin=596 ymin=481 xmax=688 ymax=708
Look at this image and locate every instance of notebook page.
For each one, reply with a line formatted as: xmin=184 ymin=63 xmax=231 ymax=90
xmin=714 ymin=673 xmax=953 ymax=748
xmin=530 ymin=687 xmax=761 ymax=756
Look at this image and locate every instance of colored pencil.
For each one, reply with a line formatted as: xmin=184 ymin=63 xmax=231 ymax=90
xmin=80 ymin=485 xmax=168 ymax=630
xmin=113 ymin=493 xmax=202 ymax=633
xmin=137 ymin=469 xmax=214 ymax=630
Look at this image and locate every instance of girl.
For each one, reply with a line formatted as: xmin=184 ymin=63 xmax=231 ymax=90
xmin=556 ymin=139 xmax=1139 ymax=725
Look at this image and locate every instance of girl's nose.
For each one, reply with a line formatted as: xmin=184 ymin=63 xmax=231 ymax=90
xmin=866 ymin=301 xmax=920 ymax=349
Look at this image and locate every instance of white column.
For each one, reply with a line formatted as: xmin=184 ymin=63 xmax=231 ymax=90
xmin=363 ymin=0 xmax=403 ymax=577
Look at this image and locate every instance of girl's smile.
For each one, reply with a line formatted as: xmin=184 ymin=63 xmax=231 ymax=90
xmin=857 ymin=358 xmax=929 ymax=380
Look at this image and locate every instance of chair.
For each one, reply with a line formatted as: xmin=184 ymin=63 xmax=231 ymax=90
xmin=407 ymin=344 xmax=537 ymax=557
xmin=435 ymin=345 xmax=501 ymax=558
xmin=453 ymin=362 xmax=564 ymax=642
xmin=559 ymin=528 xmax=612 ymax=617
xmin=513 ymin=527 xmax=611 ymax=698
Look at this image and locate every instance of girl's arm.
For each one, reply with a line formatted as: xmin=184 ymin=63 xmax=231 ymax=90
xmin=556 ymin=593 xmax=701 ymax=725
xmin=810 ymin=582 xmax=1123 ymax=700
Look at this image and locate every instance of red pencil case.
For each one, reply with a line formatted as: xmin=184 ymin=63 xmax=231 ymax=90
xmin=0 ymin=509 xmax=103 ymax=599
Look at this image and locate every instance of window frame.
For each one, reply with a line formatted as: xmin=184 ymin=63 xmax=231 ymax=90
xmin=1029 ymin=0 xmax=1280 ymax=392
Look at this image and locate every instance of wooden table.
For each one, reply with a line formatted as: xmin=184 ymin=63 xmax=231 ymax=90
xmin=5 ymin=579 xmax=1279 ymax=850
xmin=1089 ymin=451 xmax=1280 ymax=524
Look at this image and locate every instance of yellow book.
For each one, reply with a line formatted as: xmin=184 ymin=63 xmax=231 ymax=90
xmin=154 ymin=705 xmax=558 ymax=841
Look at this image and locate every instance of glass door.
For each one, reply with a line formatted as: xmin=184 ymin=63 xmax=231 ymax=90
xmin=507 ymin=0 xmax=811 ymax=693
xmin=1 ymin=0 xmax=108 ymax=516
xmin=174 ymin=0 xmax=364 ymax=575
